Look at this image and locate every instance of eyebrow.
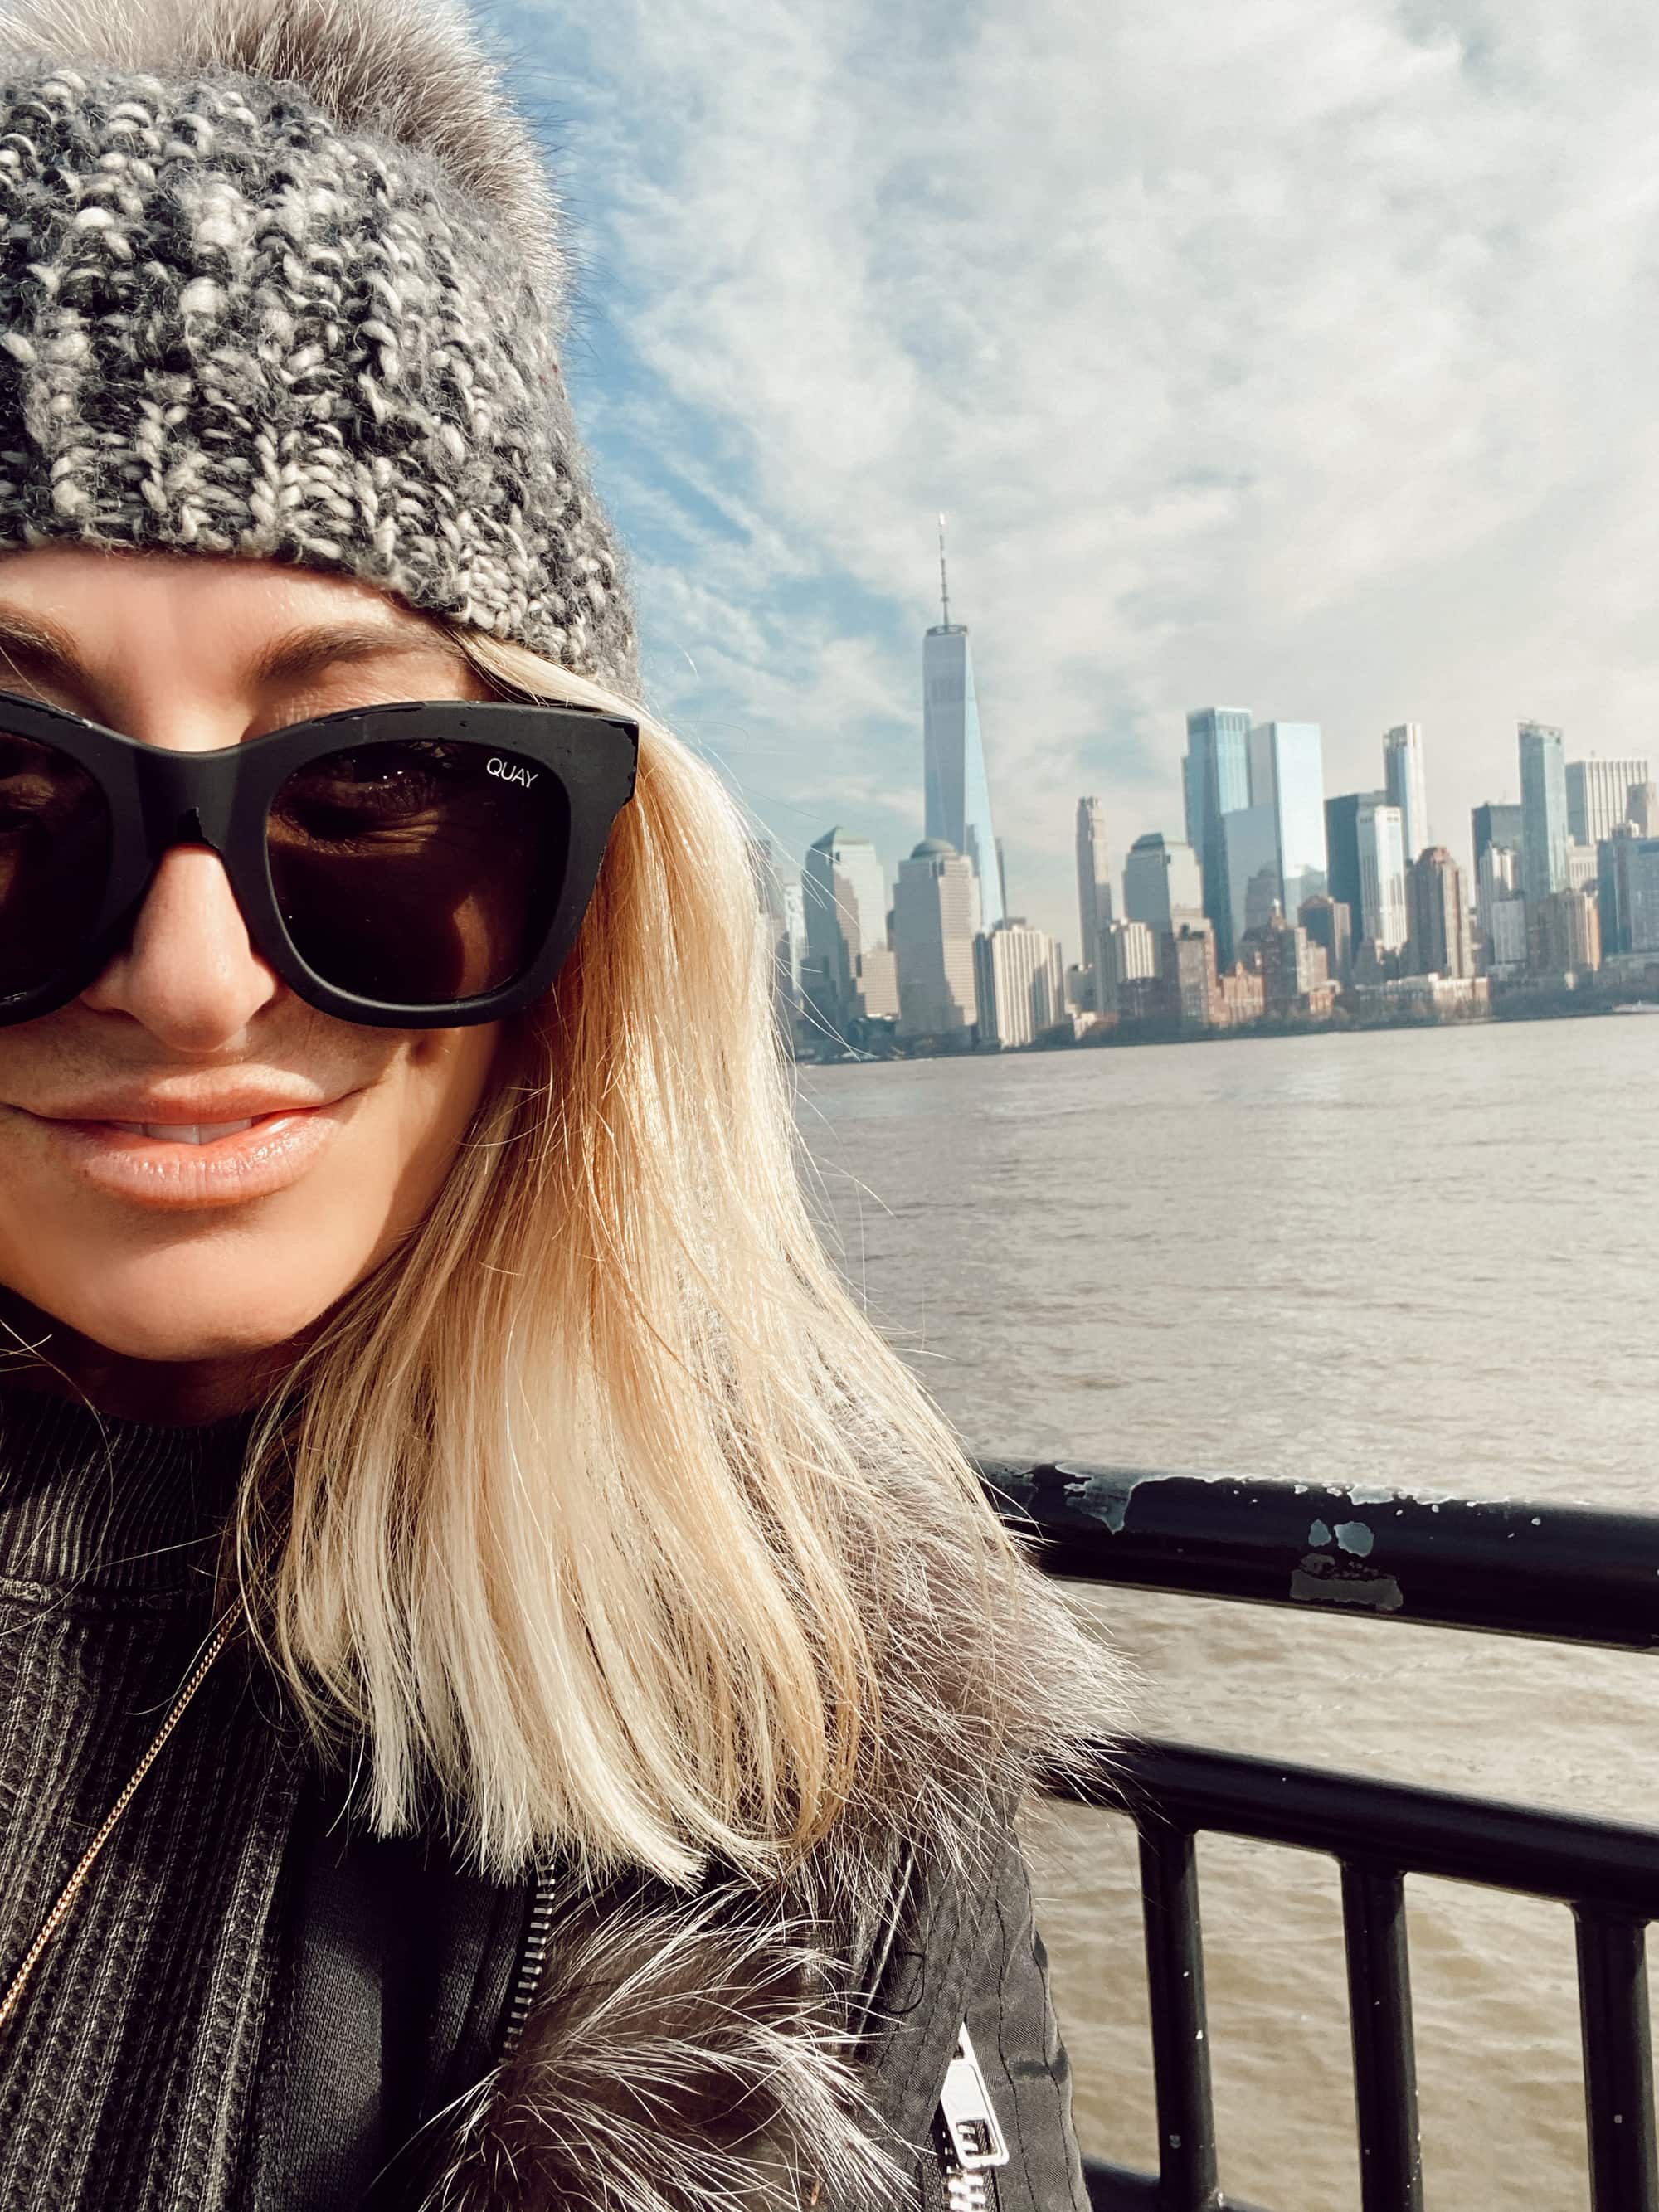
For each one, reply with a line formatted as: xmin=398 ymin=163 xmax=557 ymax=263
xmin=0 ymin=608 xmax=85 ymax=690
xmin=247 ymin=620 xmax=474 ymax=689
xmin=0 ymin=605 xmax=472 ymax=696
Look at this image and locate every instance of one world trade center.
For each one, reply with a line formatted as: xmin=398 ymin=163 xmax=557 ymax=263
xmin=922 ymin=520 xmax=1005 ymax=929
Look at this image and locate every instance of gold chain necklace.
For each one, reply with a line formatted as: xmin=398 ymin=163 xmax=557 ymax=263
xmin=0 ymin=1613 xmax=235 ymax=2035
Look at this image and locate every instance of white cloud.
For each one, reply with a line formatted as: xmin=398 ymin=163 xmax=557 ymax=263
xmin=499 ymin=0 xmax=1659 ymax=950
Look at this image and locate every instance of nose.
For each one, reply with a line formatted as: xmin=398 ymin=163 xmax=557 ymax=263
xmin=77 ymin=846 xmax=282 ymax=1050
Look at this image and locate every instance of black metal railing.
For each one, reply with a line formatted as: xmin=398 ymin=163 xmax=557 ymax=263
xmin=977 ymin=1458 xmax=1659 ymax=2212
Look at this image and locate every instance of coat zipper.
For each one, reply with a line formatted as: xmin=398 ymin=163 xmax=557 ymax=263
xmin=499 ymin=1857 xmax=558 ymax=2059
xmin=933 ymin=2023 xmax=1010 ymax=2211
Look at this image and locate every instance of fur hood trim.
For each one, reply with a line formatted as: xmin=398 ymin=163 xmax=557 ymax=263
xmin=418 ymin=1456 xmax=1127 ymax=2210
xmin=420 ymin=1885 xmax=906 ymax=2212
xmin=0 ymin=0 xmax=562 ymax=289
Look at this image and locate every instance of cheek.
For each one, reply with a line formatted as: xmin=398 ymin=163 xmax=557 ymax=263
xmin=0 ymin=1028 xmax=505 ymax=1361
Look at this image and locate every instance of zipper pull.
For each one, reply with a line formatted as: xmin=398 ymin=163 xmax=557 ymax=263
xmin=937 ymin=2022 xmax=1010 ymax=2174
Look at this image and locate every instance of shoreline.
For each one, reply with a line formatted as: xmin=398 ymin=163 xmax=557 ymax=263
xmin=795 ymin=986 xmax=1659 ymax=1064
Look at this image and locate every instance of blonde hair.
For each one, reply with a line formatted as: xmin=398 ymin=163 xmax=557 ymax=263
xmin=237 ymin=630 xmax=1033 ymax=1884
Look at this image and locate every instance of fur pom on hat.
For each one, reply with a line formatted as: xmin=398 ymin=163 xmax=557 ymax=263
xmin=0 ymin=0 xmax=636 ymax=682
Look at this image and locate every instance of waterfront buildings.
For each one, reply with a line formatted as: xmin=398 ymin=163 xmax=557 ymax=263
xmin=1566 ymin=758 xmax=1650 ymax=848
xmin=1355 ymin=797 xmax=1408 ymax=951
xmin=1074 ymin=799 xmax=1112 ymax=1009
xmin=1527 ymin=887 xmax=1601 ymax=978
xmin=1122 ymin=832 xmax=1204 ymax=943
xmin=1216 ymin=961 xmax=1266 ymax=1025
xmin=922 ymin=529 xmax=1004 ymax=930
xmin=1519 ymin=722 xmax=1569 ymax=903
xmin=1477 ymin=844 xmax=1525 ymax=974
xmin=893 ymin=839 xmax=980 ymax=1041
xmin=975 ymin=919 xmax=1065 ymax=1049
xmin=1486 ymin=899 xmax=1528 ymax=973
xmin=1384 ymin=724 xmax=1429 ymax=860
xmin=1406 ymin=847 xmax=1472 ymax=978
xmin=803 ymin=828 xmax=888 ymax=1036
xmin=1167 ymin=920 xmax=1219 ymax=1025
xmin=1097 ymin=918 xmax=1159 ymax=1014
xmin=1298 ymin=893 xmax=1352 ymax=984
xmin=1351 ymin=974 xmax=1491 ymax=1019
xmin=1183 ymin=707 xmax=1253 ymax=955
xmin=1261 ymin=912 xmax=1336 ymax=1018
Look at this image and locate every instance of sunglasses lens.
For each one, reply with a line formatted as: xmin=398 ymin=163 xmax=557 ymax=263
xmin=0 ymin=729 xmax=113 ymax=999
xmin=268 ymin=739 xmax=570 ymax=1007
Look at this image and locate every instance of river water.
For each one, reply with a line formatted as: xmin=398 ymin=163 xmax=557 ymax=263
xmin=796 ymin=1017 xmax=1659 ymax=2212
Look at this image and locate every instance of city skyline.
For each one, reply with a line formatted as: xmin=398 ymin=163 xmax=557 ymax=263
xmin=753 ymin=562 xmax=1650 ymax=961
xmin=787 ymin=664 xmax=1649 ymax=978
xmin=516 ymin=0 xmax=1659 ymax=961
xmin=779 ymin=638 xmax=1659 ymax=1058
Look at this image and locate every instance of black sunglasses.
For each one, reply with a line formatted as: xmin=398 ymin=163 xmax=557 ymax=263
xmin=0 ymin=693 xmax=639 ymax=1028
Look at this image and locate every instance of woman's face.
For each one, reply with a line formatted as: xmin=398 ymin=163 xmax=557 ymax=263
xmin=0 ymin=548 xmax=504 ymax=1412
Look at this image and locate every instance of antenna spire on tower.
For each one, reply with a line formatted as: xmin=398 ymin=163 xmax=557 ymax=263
xmin=937 ymin=513 xmax=951 ymax=627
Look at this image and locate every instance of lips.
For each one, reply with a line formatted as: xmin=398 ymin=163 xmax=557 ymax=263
xmin=105 ymin=1120 xmax=259 ymax=1145
xmin=18 ymin=1096 xmax=355 ymax=1209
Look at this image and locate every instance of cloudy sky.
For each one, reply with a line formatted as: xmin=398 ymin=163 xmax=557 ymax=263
xmin=490 ymin=0 xmax=1659 ymax=954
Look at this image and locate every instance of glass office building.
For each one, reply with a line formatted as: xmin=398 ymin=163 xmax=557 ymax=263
xmin=1250 ymin=722 xmax=1330 ymax=919
xmin=1383 ymin=724 xmax=1429 ymax=863
xmin=1184 ymin=707 xmax=1253 ymax=960
xmin=1519 ymin=722 xmax=1569 ymax=904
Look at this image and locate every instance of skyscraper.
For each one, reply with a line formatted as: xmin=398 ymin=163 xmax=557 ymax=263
xmin=802 ymin=828 xmax=888 ymax=1036
xmin=1383 ymin=724 xmax=1429 ymax=862
xmin=1122 ymin=832 xmax=1204 ymax=938
xmin=1472 ymin=802 xmax=1524 ymax=878
xmin=1325 ymin=792 xmax=1374 ymax=926
xmin=1566 ymin=758 xmax=1651 ymax=846
xmin=1407 ymin=847 xmax=1472 ymax=977
xmin=893 ymin=839 xmax=980 ymax=1041
xmin=1166 ymin=921 xmax=1219 ymax=1026
xmin=1216 ymin=722 xmax=1329 ymax=955
xmin=1250 ymin=721 xmax=1329 ymax=916
xmin=1519 ymin=722 xmax=1569 ymax=903
xmin=1074 ymin=798 xmax=1112 ymax=989
xmin=1183 ymin=707 xmax=1253 ymax=955
xmin=922 ymin=523 xmax=1004 ymax=929
xmin=1355 ymin=798 xmax=1408 ymax=950
xmin=1628 ymin=841 xmax=1659 ymax=953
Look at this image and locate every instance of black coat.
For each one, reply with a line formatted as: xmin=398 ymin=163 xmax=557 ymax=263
xmin=249 ymin=1772 xmax=1091 ymax=2211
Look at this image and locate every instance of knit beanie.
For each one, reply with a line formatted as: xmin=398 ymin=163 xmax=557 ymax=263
xmin=0 ymin=0 xmax=636 ymax=688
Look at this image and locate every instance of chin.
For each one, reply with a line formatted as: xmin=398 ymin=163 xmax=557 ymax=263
xmin=8 ymin=1234 xmax=375 ymax=1369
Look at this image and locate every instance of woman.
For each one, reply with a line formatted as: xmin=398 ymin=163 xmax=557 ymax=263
xmin=0 ymin=2 xmax=1121 ymax=2205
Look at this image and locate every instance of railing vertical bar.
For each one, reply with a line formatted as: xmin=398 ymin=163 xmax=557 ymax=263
xmin=1574 ymin=1907 xmax=1659 ymax=2212
xmin=1136 ymin=1820 xmax=1220 ymax=2212
xmin=1340 ymin=1863 xmax=1423 ymax=2212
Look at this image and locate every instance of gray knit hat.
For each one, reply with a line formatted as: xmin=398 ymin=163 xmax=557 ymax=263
xmin=0 ymin=0 xmax=636 ymax=688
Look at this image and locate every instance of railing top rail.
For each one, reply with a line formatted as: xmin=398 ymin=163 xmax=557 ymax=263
xmin=978 ymin=1458 xmax=1659 ymax=1652
xmin=1074 ymin=1737 xmax=1659 ymax=1918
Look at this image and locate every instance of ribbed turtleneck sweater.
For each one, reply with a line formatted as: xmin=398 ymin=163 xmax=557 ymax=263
xmin=0 ymin=1383 xmax=300 ymax=2210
